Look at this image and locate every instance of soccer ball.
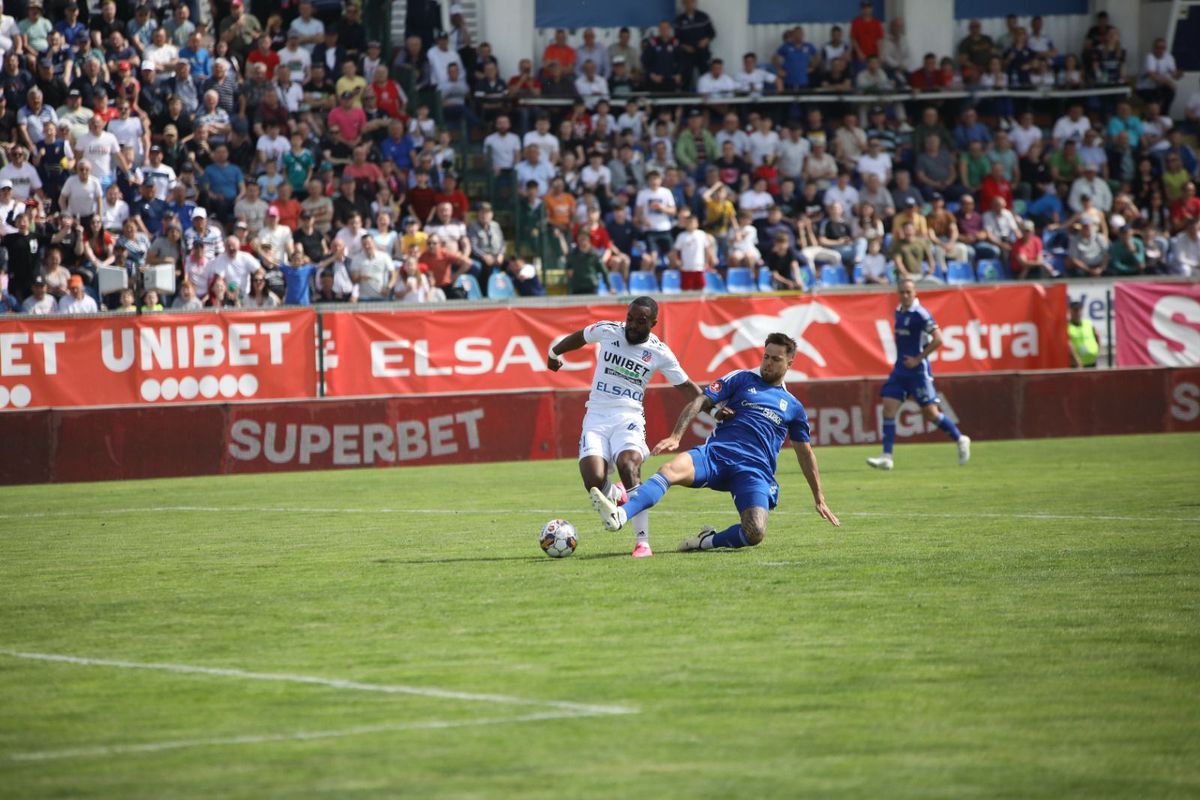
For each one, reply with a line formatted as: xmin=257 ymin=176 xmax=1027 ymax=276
xmin=539 ymin=519 xmax=578 ymax=558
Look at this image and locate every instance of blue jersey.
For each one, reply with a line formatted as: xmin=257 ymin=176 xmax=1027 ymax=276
xmin=893 ymin=299 xmax=938 ymax=375
xmin=702 ymin=369 xmax=810 ymax=478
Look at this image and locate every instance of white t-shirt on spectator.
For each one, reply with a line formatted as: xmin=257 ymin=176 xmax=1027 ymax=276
xmin=1140 ymin=52 xmax=1178 ymax=89
xmin=76 ymin=131 xmax=121 ymax=179
xmin=777 ymin=136 xmax=809 ymax=179
xmin=59 ymin=174 xmax=104 ymax=217
xmin=352 ymin=251 xmax=392 ymax=298
xmin=696 ymin=72 xmax=737 ymax=97
xmin=523 ymin=130 xmax=560 ymax=163
xmin=856 ymin=153 xmax=892 ymax=182
xmin=636 ymin=186 xmax=676 ymax=233
xmin=56 ymin=293 xmax=99 ymax=314
xmin=573 ymin=75 xmax=609 ymax=108
xmin=580 ymin=164 xmax=611 ymax=191
xmin=334 ymin=226 xmax=367 ymax=260
xmin=1052 ymin=115 xmax=1090 ymax=144
xmin=823 ymin=184 xmax=859 ymax=211
xmin=616 ymin=111 xmax=644 ymax=140
xmin=715 ymin=128 xmax=750 ymax=158
xmin=673 ymin=229 xmax=709 ymax=272
xmin=288 ymin=16 xmax=323 ymax=53
xmin=256 ymin=133 xmax=289 ymax=167
xmin=427 ymin=46 xmax=464 ymax=88
xmin=738 ymin=189 xmax=773 ymax=220
xmin=748 ymin=130 xmax=781 ymax=166
xmin=210 ymin=250 xmax=261 ymax=297
xmin=107 ymin=116 xmax=145 ymax=162
xmin=138 ymin=163 xmax=177 ymax=200
xmin=483 ymin=131 xmax=522 ymax=170
xmin=1010 ymin=123 xmax=1042 ymax=157
xmin=0 ymin=162 xmax=41 ymax=201
xmin=733 ymin=67 xmax=774 ymax=94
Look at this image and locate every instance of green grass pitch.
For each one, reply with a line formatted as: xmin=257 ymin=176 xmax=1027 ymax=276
xmin=1 ymin=433 xmax=1198 ymax=799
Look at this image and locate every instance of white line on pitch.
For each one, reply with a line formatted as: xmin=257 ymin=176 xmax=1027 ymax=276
xmin=5 ymin=710 xmax=591 ymax=763
xmin=1 ymin=506 xmax=1197 ymax=523
xmin=0 ymin=651 xmax=638 ymax=716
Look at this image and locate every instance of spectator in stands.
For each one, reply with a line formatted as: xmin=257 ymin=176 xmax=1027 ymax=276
xmin=1065 ymin=219 xmax=1109 ymax=277
xmin=1169 ymin=217 xmax=1199 ymax=276
xmin=956 ymin=20 xmax=994 ymax=81
xmin=542 ymin=28 xmax=577 ymax=76
xmin=56 ymin=273 xmax=98 ymax=313
xmin=22 ymin=276 xmax=56 ymax=314
xmin=849 ymin=1 xmax=883 ymax=66
xmin=880 ymin=17 xmax=910 ymax=78
xmin=890 ymin=220 xmax=937 ymax=282
xmin=674 ymin=0 xmax=716 ymax=89
xmin=1068 ymin=163 xmax=1113 ymax=214
xmin=776 ymin=26 xmax=819 ymax=91
xmin=915 ymin=133 xmax=958 ymax=201
xmin=641 ymin=21 xmax=683 ymax=94
xmin=1011 ymin=219 xmax=1057 ymax=279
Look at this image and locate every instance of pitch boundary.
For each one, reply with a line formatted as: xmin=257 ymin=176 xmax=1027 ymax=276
xmin=1 ymin=506 xmax=1197 ymax=523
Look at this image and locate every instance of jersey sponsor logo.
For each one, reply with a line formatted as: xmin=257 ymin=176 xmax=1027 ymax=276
xmin=699 ymin=302 xmax=841 ymax=379
xmin=740 ymin=399 xmax=783 ymax=425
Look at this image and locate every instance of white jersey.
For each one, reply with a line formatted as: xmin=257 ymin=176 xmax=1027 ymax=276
xmin=583 ymin=320 xmax=688 ymax=414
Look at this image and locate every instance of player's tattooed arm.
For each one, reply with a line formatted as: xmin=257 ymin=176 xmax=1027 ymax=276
xmin=547 ymin=328 xmax=588 ymax=371
xmin=794 ymin=441 xmax=840 ymax=527
xmin=653 ymin=392 xmax=713 ymax=454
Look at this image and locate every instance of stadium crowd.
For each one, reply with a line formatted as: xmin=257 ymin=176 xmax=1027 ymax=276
xmin=0 ymin=0 xmax=1198 ymax=313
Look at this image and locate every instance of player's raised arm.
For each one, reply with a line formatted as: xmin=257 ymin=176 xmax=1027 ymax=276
xmin=547 ymin=328 xmax=588 ymax=371
xmin=653 ymin=391 xmax=712 ymax=454
xmin=793 ymin=441 xmax=840 ymax=527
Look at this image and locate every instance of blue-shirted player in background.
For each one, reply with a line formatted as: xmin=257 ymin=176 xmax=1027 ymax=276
xmin=590 ymin=333 xmax=839 ymax=551
xmin=867 ymin=278 xmax=971 ymax=471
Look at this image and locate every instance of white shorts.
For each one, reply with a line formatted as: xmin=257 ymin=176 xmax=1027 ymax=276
xmin=578 ymin=410 xmax=648 ymax=464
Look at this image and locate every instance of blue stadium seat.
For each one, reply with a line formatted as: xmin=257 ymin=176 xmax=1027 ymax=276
xmin=976 ymin=259 xmax=1009 ymax=281
xmin=705 ymin=272 xmax=727 ymax=293
xmin=852 ymin=264 xmax=865 ymax=284
xmin=799 ymin=264 xmax=816 ymax=289
xmin=629 ymin=271 xmax=658 ymax=293
xmin=819 ymin=265 xmax=849 ymax=286
xmin=757 ymin=267 xmax=774 ymax=291
xmin=453 ymin=273 xmax=483 ymax=299
xmin=660 ymin=269 xmax=682 ymax=294
xmin=595 ymin=280 xmax=610 ymax=295
xmin=1050 ymin=253 xmax=1067 ymax=275
xmin=487 ymin=271 xmax=515 ymax=299
xmin=608 ymin=272 xmax=627 ymax=294
xmin=726 ymin=267 xmax=754 ymax=293
xmin=946 ymin=261 xmax=975 ymax=284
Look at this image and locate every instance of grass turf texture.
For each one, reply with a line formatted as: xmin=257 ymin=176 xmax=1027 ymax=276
xmin=1 ymin=433 xmax=1198 ymax=799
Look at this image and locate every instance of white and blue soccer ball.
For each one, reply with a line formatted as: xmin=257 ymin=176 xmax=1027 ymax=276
xmin=539 ymin=519 xmax=578 ymax=558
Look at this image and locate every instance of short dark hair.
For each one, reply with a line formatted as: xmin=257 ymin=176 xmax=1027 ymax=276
xmin=629 ymin=296 xmax=658 ymax=319
xmin=765 ymin=332 xmax=797 ymax=355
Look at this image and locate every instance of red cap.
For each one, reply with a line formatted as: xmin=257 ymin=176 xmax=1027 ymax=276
xmin=118 ymin=60 xmax=130 ymax=71
xmin=267 ymin=205 xmax=280 ymax=216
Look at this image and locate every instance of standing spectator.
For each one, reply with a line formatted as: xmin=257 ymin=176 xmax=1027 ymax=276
xmin=575 ymin=28 xmax=610 ymax=79
xmin=566 ymin=230 xmax=609 ymax=294
xmin=671 ymin=210 xmax=713 ymax=290
xmin=468 ymin=201 xmax=505 ymax=283
xmin=776 ymin=26 xmax=819 ymax=90
xmin=956 ymin=19 xmax=994 ymax=79
xmin=483 ymin=114 xmax=521 ymax=175
xmin=59 ymin=158 xmax=103 ymax=221
xmin=350 ymin=232 xmax=392 ymax=299
xmin=880 ymin=17 xmax=911 ymax=76
xmin=849 ymin=1 xmax=883 ymax=66
xmin=541 ymin=29 xmax=577 ymax=75
xmin=608 ymin=28 xmax=640 ymax=83
xmin=641 ymin=21 xmax=682 ymax=93
xmin=674 ymin=0 xmax=715 ymax=89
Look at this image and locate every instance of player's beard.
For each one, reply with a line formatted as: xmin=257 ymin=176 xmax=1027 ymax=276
xmin=624 ymin=329 xmax=650 ymax=345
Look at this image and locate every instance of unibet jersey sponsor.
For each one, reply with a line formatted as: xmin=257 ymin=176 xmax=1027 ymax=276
xmin=582 ymin=321 xmax=688 ymax=413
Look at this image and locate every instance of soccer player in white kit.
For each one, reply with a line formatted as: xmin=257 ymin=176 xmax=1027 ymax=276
xmin=548 ymin=297 xmax=701 ymax=558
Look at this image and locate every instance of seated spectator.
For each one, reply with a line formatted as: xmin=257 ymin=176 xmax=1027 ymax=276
xmin=1170 ymin=182 xmax=1200 ymax=235
xmin=889 ymin=220 xmax=937 ymax=282
xmin=1169 ymin=218 xmax=1199 ymax=276
xmin=1066 ymin=219 xmax=1109 ymax=277
xmin=696 ymin=58 xmax=736 ymax=98
xmin=1011 ymin=219 xmax=1058 ymax=279
xmin=952 ymin=107 xmax=991 ymax=152
xmin=1068 ymin=162 xmax=1113 ymax=214
xmin=909 ymin=52 xmax=947 ymax=91
xmin=764 ymin=232 xmax=803 ymax=290
xmin=733 ymin=52 xmax=779 ymax=95
xmin=914 ymin=133 xmax=959 ymax=201
xmin=1108 ymin=225 xmax=1146 ymax=276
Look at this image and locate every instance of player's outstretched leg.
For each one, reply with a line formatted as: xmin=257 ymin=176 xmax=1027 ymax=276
xmin=679 ymin=508 xmax=768 ymax=552
xmin=923 ymin=405 xmax=970 ymax=465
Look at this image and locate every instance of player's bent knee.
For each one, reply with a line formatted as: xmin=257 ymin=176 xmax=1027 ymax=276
xmin=741 ymin=512 xmax=768 ymax=546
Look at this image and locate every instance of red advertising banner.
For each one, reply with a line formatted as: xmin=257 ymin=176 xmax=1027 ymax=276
xmin=1114 ymin=282 xmax=1200 ymax=367
xmin=4 ymin=366 xmax=1191 ymax=485
xmin=0 ymin=309 xmax=316 ymax=410
xmin=324 ymin=284 xmax=1069 ymax=397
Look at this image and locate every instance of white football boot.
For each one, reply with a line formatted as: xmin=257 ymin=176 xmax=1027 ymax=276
xmin=677 ymin=525 xmax=717 ymax=552
xmin=957 ymin=435 xmax=972 ymax=465
xmin=866 ymin=455 xmax=894 ymax=470
xmin=590 ymin=487 xmax=626 ymax=531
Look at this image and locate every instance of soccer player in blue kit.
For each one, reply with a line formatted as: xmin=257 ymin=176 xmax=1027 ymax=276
xmin=590 ymin=333 xmax=840 ymax=551
xmin=866 ymin=278 xmax=971 ymax=470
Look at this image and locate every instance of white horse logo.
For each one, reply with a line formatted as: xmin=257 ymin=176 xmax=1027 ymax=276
xmin=699 ymin=302 xmax=841 ymax=379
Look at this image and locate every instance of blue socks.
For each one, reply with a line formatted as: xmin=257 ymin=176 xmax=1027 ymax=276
xmin=882 ymin=418 xmax=896 ymax=455
xmin=623 ymin=473 xmax=669 ymax=519
xmin=710 ymin=523 xmax=749 ymax=549
xmin=935 ymin=414 xmax=962 ymax=441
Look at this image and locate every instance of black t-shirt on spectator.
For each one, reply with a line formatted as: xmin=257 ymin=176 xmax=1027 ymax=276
xmin=35 ymin=75 xmax=68 ymax=109
xmin=296 ymin=229 xmax=326 ymax=261
xmin=0 ymin=67 xmax=33 ymax=108
xmin=154 ymin=109 xmax=194 ymax=141
xmin=2 ymin=231 xmax=44 ymax=296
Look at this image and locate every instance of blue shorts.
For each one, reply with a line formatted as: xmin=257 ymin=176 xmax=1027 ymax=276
xmin=881 ymin=368 xmax=940 ymax=406
xmin=687 ymin=444 xmax=779 ymax=514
